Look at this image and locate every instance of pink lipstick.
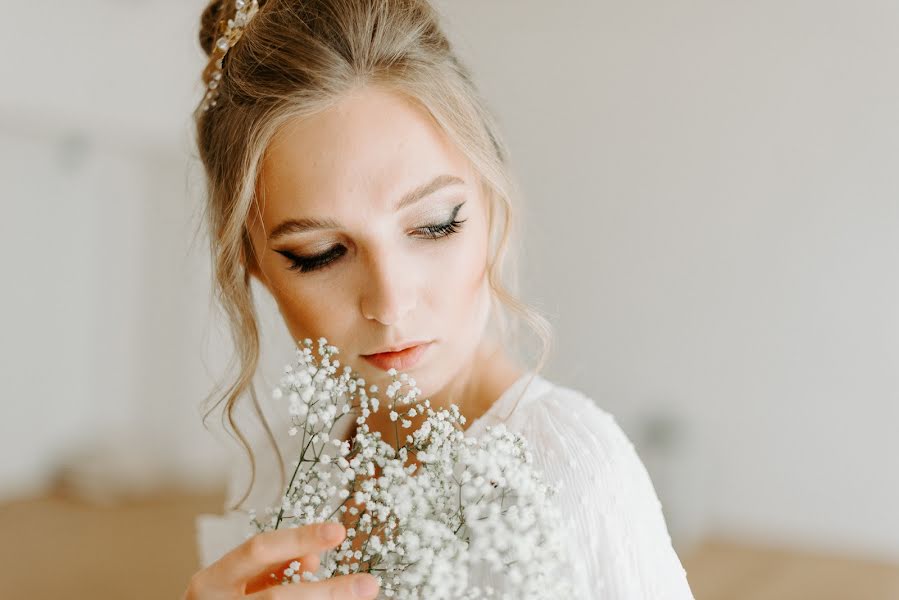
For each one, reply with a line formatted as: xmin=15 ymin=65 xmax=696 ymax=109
xmin=361 ymin=341 xmax=433 ymax=371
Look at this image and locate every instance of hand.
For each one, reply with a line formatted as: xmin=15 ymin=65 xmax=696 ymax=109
xmin=182 ymin=522 xmax=380 ymax=599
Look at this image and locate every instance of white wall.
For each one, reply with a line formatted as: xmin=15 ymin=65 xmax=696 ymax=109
xmin=0 ymin=125 xmax=231 ymax=499
xmin=0 ymin=0 xmax=896 ymax=563
xmin=436 ymin=0 xmax=899 ymax=561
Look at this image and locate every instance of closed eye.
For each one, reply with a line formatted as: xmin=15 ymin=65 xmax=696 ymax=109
xmin=277 ymin=245 xmax=347 ymax=273
xmin=277 ymin=202 xmax=467 ymax=274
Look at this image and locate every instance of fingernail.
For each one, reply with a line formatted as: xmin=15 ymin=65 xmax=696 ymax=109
xmin=319 ymin=522 xmax=344 ymax=541
xmin=352 ymin=574 xmax=379 ymax=598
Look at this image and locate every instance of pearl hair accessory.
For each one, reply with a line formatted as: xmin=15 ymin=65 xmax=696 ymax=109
xmin=199 ymin=0 xmax=261 ymax=113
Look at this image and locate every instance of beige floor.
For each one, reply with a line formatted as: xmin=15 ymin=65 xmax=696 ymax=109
xmin=683 ymin=539 xmax=899 ymax=600
xmin=0 ymin=486 xmax=223 ymax=600
xmin=1 ymin=487 xmax=897 ymax=599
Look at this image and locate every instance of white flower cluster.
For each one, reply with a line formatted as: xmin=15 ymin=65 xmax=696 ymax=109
xmin=249 ymin=337 xmax=576 ymax=599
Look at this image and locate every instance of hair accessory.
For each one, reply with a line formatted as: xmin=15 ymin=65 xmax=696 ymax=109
xmin=199 ymin=0 xmax=261 ymax=113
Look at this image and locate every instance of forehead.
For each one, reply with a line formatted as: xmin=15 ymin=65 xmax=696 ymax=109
xmin=257 ymin=86 xmax=474 ymax=218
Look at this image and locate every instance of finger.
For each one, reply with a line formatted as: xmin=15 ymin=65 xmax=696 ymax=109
xmin=247 ymin=572 xmax=380 ymax=600
xmin=208 ymin=522 xmax=346 ymax=588
xmin=244 ymin=552 xmax=321 ymax=594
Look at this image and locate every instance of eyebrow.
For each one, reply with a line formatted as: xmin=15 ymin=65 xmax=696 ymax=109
xmin=266 ymin=173 xmax=465 ymax=242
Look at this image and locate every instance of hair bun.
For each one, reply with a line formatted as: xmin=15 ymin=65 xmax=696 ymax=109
xmin=199 ymin=0 xmax=227 ymax=58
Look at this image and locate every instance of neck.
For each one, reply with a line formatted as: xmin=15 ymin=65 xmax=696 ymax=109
xmin=428 ymin=336 xmax=525 ymax=431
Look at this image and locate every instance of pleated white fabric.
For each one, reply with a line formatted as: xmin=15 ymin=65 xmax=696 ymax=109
xmin=195 ymin=371 xmax=695 ymax=599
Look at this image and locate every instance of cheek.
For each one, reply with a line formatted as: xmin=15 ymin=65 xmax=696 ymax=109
xmin=268 ymin=280 xmax=354 ymax=344
xmin=464 ymin=216 xmax=490 ymax=292
xmin=435 ymin=224 xmax=489 ymax=312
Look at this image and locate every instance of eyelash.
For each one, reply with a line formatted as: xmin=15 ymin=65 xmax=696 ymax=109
xmin=279 ymin=207 xmax=467 ymax=274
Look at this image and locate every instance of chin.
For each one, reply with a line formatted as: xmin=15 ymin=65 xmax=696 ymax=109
xmin=361 ymin=355 xmax=440 ymax=394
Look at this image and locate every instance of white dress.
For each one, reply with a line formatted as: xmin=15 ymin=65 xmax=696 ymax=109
xmin=195 ymin=371 xmax=696 ymax=599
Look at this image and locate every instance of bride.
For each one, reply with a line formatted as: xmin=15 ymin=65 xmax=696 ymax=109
xmin=185 ymin=1 xmax=696 ymax=598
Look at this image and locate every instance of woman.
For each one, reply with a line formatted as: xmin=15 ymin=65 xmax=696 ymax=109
xmin=185 ymin=1 xmax=696 ymax=598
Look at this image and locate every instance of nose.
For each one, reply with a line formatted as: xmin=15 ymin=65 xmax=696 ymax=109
xmin=359 ymin=249 xmax=418 ymax=326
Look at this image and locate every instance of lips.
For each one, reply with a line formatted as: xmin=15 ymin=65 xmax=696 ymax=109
xmin=365 ymin=340 xmax=430 ymax=354
xmin=361 ymin=341 xmax=433 ymax=372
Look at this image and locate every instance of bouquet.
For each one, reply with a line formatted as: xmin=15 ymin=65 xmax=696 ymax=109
xmin=246 ymin=337 xmax=578 ymax=599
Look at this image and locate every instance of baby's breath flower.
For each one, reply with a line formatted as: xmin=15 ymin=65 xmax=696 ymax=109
xmin=251 ymin=337 xmax=579 ymax=598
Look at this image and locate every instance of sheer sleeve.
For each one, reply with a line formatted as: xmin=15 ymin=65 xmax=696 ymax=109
xmin=194 ymin=445 xmax=267 ymax=570
xmin=516 ymin=388 xmax=695 ymax=599
xmin=194 ymin=400 xmax=291 ymax=569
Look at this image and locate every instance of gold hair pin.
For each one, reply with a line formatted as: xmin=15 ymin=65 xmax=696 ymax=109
xmin=199 ymin=0 xmax=260 ymax=113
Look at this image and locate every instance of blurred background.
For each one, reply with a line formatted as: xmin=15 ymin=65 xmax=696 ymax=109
xmin=1 ymin=0 xmax=897 ymax=598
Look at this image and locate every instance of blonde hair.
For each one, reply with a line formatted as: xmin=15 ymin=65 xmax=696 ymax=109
xmin=192 ymin=0 xmax=553 ymax=512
